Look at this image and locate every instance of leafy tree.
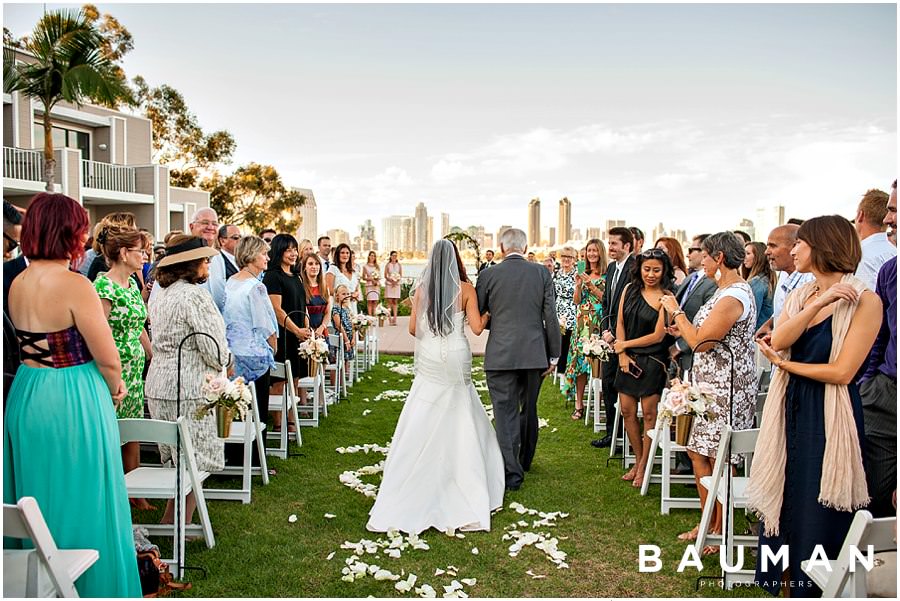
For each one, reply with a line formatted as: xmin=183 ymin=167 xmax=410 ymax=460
xmin=3 ymin=9 xmax=133 ymax=190
xmin=82 ymin=4 xmax=133 ymax=62
xmin=203 ymin=163 xmax=305 ymax=234
xmin=132 ymin=76 xmax=235 ymax=188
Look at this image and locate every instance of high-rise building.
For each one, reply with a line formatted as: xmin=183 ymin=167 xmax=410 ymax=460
xmin=651 ymin=222 xmax=667 ymax=243
xmin=756 ymin=205 xmax=785 ymax=242
xmin=441 ymin=213 xmax=450 ymax=238
xmin=571 ymin=228 xmax=583 ymax=243
xmin=465 ymin=225 xmax=486 ymax=248
xmin=414 ymin=202 xmax=429 ymax=252
xmin=383 ymin=215 xmax=414 ymax=253
xmin=427 ymin=216 xmax=434 ymax=250
xmin=527 ymin=198 xmax=541 ymax=246
xmin=736 ymin=218 xmax=755 ymax=242
xmin=293 ymin=187 xmax=317 ymax=242
xmin=548 ymin=227 xmax=556 ymax=247
xmin=670 ymin=229 xmax=688 ymax=245
xmin=586 ymin=227 xmax=603 ymax=241
xmin=326 ymin=228 xmax=351 ymax=247
xmin=558 ymin=197 xmax=572 ymax=244
xmin=483 ymin=233 xmax=495 ymax=249
xmin=354 ymin=219 xmax=378 ymax=252
xmin=497 ymin=225 xmax=512 ymax=247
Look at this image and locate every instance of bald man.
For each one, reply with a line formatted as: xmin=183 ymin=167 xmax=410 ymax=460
xmin=755 ymin=224 xmax=814 ymax=338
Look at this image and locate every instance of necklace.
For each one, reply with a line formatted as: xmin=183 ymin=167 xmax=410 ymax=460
xmin=242 ymin=267 xmax=259 ymax=278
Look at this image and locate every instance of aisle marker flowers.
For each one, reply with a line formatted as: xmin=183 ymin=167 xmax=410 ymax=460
xmin=659 ymin=378 xmax=718 ymax=420
xmin=298 ymin=337 xmax=329 ymax=361
xmin=194 ymin=373 xmax=252 ymax=420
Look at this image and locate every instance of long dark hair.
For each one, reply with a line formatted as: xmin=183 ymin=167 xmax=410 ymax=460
xmin=333 ymin=243 xmax=353 ymax=274
xmin=629 ymin=248 xmax=675 ymax=292
xmin=268 ymin=234 xmax=299 ymax=274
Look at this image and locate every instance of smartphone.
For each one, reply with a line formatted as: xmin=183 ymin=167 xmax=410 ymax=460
xmin=627 ymin=362 xmax=644 ymax=378
xmin=576 ymin=260 xmax=586 ymax=274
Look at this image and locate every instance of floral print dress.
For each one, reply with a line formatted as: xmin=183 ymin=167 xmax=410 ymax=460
xmin=94 ymin=274 xmax=147 ymax=419
xmin=330 ymin=305 xmax=355 ymax=362
xmin=563 ymin=275 xmax=605 ymax=401
xmin=687 ymin=282 xmax=757 ymax=463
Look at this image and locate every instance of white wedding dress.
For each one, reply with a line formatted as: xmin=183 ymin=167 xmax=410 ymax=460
xmin=366 ymin=311 xmax=505 ymax=535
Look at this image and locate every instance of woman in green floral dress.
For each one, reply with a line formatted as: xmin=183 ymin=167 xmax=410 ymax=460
xmin=564 ymin=239 xmax=608 ymax=419
xmin=94 ymin=226 xmax=153 ymax=508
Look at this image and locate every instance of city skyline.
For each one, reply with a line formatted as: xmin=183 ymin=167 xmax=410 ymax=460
xmin=3 ymin=3 xmax=896 ymax=238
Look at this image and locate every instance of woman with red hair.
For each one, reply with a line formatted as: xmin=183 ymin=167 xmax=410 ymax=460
xmin=655 ymin=237 xmax=689 ymax=286
xmin=3 ymin=193 xmax=141 ymax=596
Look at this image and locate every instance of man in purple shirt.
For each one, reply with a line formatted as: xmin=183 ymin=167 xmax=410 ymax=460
xmin=860 ymin=179 xmax=896 ymax=518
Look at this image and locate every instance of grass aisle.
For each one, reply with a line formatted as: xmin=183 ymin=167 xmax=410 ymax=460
xmin=179 ymin=355 xmax=759 ymax=597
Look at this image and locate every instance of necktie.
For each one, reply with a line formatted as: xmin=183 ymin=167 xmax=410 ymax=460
xmin=680 ymin=272 xmax=701 ymax=307
xmin=610 ymin=264 xmax=621 ymax=294
xmin=324 ymin=259 xmax=330 ymax=271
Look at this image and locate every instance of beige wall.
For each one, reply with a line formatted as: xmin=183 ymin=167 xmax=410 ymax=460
xmin=3 ymin=105 xmax=13 ymax=147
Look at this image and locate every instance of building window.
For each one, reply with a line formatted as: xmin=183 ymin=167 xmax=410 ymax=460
xmin=32 ymin=123 xmax=90 ymax=161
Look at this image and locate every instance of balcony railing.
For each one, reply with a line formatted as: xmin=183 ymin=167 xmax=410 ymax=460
xmin=82 ymin=159 xmax=135 ymax=193
xmin=3 ymin=147 xmax=44 ymax=182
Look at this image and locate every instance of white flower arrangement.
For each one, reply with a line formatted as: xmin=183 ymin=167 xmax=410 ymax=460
xmin=351 ymin=314 xmax=377 ymax=330
xmin=298 ymin=337 xmax=330 ymax=360
xmin=659 ymin=378 xmax=718 ymax=420
xmin=374 ymin=303 xmax=391 ymax=317
xmin=194 ymin=373 xmax=252 ymax=421
xmin=385 ymin=272 xmax=401 ymax=285
xmin=581 ymin=334 xmax=613 ymax=362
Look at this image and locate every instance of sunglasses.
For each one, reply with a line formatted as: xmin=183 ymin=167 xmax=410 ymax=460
xmin=223 ymin=235 xmax=241 ymax=241
xmin=641 ymin=248 xmax=667 ymax=259
xmin=688 ymin=247 xmax=702 ymax=253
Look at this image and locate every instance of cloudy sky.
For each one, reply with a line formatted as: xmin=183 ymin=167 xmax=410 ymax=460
xmin=4 ymin=2 xmax=897 ymax=243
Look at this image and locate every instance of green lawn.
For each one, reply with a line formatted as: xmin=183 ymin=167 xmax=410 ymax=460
xmin=142 ymin=355 xmax=764 ymax=597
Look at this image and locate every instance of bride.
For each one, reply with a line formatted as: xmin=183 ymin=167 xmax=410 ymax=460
xmin=367 ymin=239 xmax=505 ymax=535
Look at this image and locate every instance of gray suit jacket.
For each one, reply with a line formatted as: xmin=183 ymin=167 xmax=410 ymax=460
xmin=477 ymin=255 xmax=561 ymax=371
xmin=674 ymin=272 xmax=717 ymax=370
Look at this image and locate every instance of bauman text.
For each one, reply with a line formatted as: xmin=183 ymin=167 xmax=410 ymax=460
xmin=638 ymin=544 xmax=878 ymax=573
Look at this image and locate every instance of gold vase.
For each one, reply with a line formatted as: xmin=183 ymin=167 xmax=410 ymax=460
xmin=308 ymin=358 xmax=319 ymax=378
xmin=674 ymin=414 xmax=694 ymax=446
xmin=378 ymin=315 xmax=385 ymax=327
xmin=216 ymin=405 xmax=233 ymax=438
xmin=590 ymin=357 xmax=601 ymax=378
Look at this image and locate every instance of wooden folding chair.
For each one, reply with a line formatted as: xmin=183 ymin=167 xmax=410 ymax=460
xmin=119 ymin=417 xmax=215 ymax=580
xmin=3 ymin=496 xmax=99 ymax=598
xmin=204 ymin=385 xmax=270 ymax=503
xmin=802 ymin=510 xmax=897 ymax=597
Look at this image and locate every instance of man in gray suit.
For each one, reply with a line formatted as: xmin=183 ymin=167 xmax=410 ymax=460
xmin=477 ymin=228 xmax=561 ymax=491
xmin=671 ymin=234 xmax=717 ymax=376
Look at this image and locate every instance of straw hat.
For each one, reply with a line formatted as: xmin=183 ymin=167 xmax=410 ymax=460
xmin=156 ymin=237 xmax=218 ymax=268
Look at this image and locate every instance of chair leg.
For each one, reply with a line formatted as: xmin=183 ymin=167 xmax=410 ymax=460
xmin=641 ymin=427 xmax=661 ymax=496
xmin=609 ymin=401 xmax=621 ymax=459
xmin=256 ymin=422 xmax=269 ymax=486
xmin=660 ymin=435 xmax=672 ymax=515
xmin=241 ymin=428 xmax=253 ymax=504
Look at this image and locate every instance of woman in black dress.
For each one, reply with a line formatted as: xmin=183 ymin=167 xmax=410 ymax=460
xmin=612 ymin=249 xmax=676 ymax=488
xmin=263 ymin=234 xmax=312 ymax=426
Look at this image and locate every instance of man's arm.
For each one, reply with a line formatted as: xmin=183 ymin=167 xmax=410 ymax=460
xmin=542 ymin=270 xmax=561 ymax=360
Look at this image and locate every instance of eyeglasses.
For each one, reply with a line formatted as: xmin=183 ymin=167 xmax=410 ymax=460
xmin=126 ymin=247 xmax=144 ymax=254
xmin=263 ymin=237 xmax=274 ymax=243
xmin=688 ymin=247 xmax=702 ymax=253
xmin=194 ymin=220 xmax=219 ymax=228
xmin=560 ymin=254 xmax=576 ymax=260
xmin=223 ymin=235 xmax=241 ymax=241
xmin=641 ymin=248 xmax=667 ymax=259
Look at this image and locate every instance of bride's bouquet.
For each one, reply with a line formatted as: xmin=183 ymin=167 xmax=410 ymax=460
xmin=581 ymin=334 xmax=612 ymax=377
xmin=368 ymin=270 xmax=381 ymax=285
xmin=385 ymin=272 xmax=401 ymax=286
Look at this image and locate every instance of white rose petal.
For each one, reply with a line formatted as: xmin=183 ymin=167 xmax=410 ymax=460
xmin=434 ymin=568 xmax=445 ymax=576
xmin=326 ymin=552 xmax=335 ymax=560
xmin=288 ymin=514 xmax=298 ymax=523
xmin=471 ymin=547 xmax=479 ymax=555
xmin=416 ymin=584 xmax=437 ymax=598
xmin=362 ymin=409 xmax=372 ymax=416
xmin=460 ymin=578 xmax=476 ymax=586
xmin=324 ymin=513 xmax=336 ymax=519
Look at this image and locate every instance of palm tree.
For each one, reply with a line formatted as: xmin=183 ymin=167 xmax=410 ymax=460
xmin=3 ymin=9 xmax=132 ymax=191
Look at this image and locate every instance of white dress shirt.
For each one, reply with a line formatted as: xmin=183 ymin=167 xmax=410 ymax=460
xmin=208 ymin=250 xmax=238 ymax=313
xmin=772 ymin=270 xmax=815 ymax=323
xmin=856 ymin=232 xmax=896 ymax=291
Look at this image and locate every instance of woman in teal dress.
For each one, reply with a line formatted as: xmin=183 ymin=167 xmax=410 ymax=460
xmin=564 ymin=238 xmax=607 ymax=420
xmin=4 ymin=193 xmax=141 ymax=597
xmin=94 ymin=225 xmax=154 ymax=511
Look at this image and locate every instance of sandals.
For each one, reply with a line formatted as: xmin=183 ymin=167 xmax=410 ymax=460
xmin=570 ymin=408 xmax=584 ymax=421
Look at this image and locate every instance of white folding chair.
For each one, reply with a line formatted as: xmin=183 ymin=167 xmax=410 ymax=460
xmin=583 ymin=376 xmax=603 ymax=429
xmin=267 ymin=360 xmax=302 ymax=457
xmin=3 ymin=496 xmax=98 ymax=598
xmin=694 ymin=427 xmax=760 ymax=589
xmin=639 ymin=412 xmax=699 ymax=512
xmin=368 ymin=325 xmax=379 ymax=365
xmin=325 ymin=333 xmax=346 ymax=401
xmin=118 ymin=417 xmax=215 ymax=579
xmin=297 ymin=359 xmax=327 ymax=426
xmin=801 ymin=510 xmax=897 ymax=597
xmin=204 ymin=385 xmax=269 ymax=504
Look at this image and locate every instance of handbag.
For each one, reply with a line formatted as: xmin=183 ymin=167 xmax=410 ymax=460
xmin=136 ymin=547 xmax=191 ymax=597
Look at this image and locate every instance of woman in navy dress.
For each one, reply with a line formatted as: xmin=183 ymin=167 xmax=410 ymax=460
xmin=752 ymin=216 xmax=881 ymax=597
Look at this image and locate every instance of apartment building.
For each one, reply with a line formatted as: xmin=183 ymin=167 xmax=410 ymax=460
xmin=2 ymin=48 xmax=209 ymax=239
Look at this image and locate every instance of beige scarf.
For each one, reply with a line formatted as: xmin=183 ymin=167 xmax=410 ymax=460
xmin=746 ymin=274 xmax=870 ymax=536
